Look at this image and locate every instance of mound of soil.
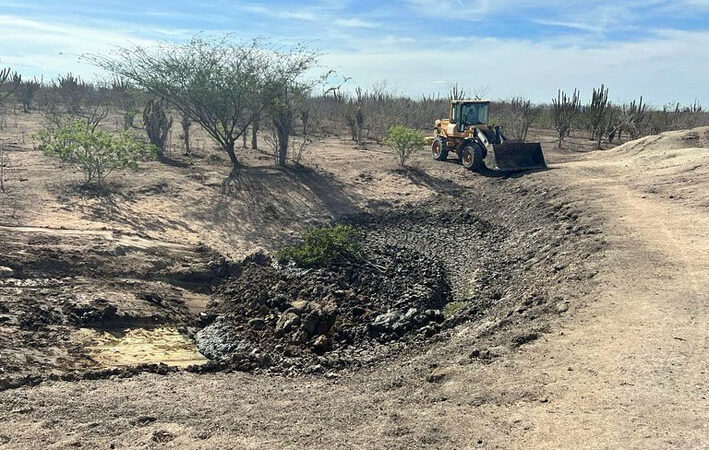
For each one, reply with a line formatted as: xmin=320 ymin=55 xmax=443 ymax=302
xmin=197 ymin=242 xmax=451 ymax=374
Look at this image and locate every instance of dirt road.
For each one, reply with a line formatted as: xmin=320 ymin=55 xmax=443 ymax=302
xmin=464 ymin=154 xmax=709 ymax=448
xmin=0 ymin=128 xmax=707 ymax=449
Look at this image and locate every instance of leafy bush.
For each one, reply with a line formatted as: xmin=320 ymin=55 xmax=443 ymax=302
xmin=384 ymin=125 xmax=424 ymax=166
xmin=35 ymin=121 xmax=156 ymax=185
xmin=277 ymin=224 xmax=361 ymax=268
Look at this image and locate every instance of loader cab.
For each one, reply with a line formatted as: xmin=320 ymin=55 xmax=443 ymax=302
xmin=450 ymin=100 xmax=489 ymax=132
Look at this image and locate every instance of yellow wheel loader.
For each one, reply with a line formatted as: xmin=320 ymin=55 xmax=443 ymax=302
xmin=426 ymin=100 xmax=546 ymax=172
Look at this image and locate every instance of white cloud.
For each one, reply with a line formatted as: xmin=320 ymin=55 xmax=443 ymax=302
xmin=403 ymin=0 xmax=491 ymax=17
xmin=322 ymin=30 xmax=709 ymax=105
xmin=531 ymin=19 xmax=604 ymax=33
xmin=333 ymin=18 xmax=380 ymax=28
xmin=0 ymin=15 xmax=156 ymax=77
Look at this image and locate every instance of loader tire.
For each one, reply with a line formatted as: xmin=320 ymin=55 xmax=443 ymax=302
xmin=431 ymin=138 xmax=448 ymax=161
xmin=461 ymin=143 xmax=485 ymax=172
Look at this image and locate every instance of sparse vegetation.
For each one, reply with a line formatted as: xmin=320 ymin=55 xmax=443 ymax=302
xmin=277 ymin=224 xmax=361 ymax=268
xmin=385 ymin=125 xmax=424 ymax=166
xmin=35 ymin=121 xmax=156 ymax=186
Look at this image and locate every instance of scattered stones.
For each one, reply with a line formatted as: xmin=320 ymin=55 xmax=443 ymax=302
xmin=312 ymin=335 xmax=329 ymax=355
xmin=426 ymin=369 xmax=448 ymax=383
xmin=469 ymin=348 xmax=495 ymax=361
xmin=131 ymin=416 xmax=157 ymax=427
xmin=512 ymin=332 xmax=540 ymax=347
xmin=248 ymin=318 xmax=266 ymax=330
xmin=152 ymin=430 xmax=175 ymax=443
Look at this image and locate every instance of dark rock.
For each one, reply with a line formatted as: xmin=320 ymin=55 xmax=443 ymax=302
xmin=512 ymin=332 xmax=540 ymax=347
xmin=152 ymin=430 xmax=175 ymax=443
xmin=275 ymin=312 xmax=300 ymax=337
xmin=248 ymin=318 xmax=266 ymax=330
xmin=312 ymin=335 xmax=329 ymax=355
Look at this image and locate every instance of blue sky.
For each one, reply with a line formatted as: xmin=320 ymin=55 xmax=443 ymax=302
xmin=1 ymin=0 xmax=709 ymax=104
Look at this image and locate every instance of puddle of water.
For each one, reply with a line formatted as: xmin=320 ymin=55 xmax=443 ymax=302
xmin=81 ymin=327 xmax=208 ymax=368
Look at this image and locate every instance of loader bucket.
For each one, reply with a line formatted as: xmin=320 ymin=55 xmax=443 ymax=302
xmin=491 ymin=142 xmax=546 ymax=171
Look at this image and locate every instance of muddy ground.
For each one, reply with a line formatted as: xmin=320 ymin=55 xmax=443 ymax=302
xmin=0 ymin=114 xmax=706 ymax=449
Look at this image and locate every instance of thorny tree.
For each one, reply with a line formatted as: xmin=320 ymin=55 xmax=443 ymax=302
xmin=91 ymin=36 xmax=319 ymax=173
xmin=263 ymin=54 xmax=328 ymax=166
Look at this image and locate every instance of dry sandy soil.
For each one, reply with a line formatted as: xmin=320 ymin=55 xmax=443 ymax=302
xmin=0 ymin=114 xmax=707 ymax=449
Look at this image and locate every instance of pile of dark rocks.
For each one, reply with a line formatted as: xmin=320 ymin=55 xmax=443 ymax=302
xmin=195 ymin=241 xmax=451 ymax=374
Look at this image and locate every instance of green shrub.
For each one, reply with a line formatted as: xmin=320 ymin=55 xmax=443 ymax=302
xmin=277 ymin=224 xmax=360 ymax=268
xmin=35 ymin=121 xmax=156 ymax=185
xmin=384 ymin=125 xmax=424 ymax=166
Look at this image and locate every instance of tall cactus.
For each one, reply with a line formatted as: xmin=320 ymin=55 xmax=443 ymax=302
xmin=15 ymin=74 xmax=41 ymax=113
xmin=623 ymin=97 xmax=647 ymax=139
xmin=143 ymin=98 xmax=172 ymax=156
xmin=0 ymin=66 xmax=19 ymax=106
xmin=552 ymin=89 xmax=581 ymax=148
xmin=589 ymin=84 xmax=609 ymax=149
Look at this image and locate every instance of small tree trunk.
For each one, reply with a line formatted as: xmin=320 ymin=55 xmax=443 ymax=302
xmin=0 ymin=145 xmax=5 ymax=192
xmin=225 ymin=141 xmax=239 ymax=167
xmin=251 ymin=118 xmax=258 ymax=149
xmin=274 ymin=110 xmax=292 ymax=167
xmin=275 ymin=119 xmax=290 ymax=166
xmin=242 ymin=127 xmax=248 ymax=148
xmin=123 ymin=113 xmax=134 ymax=130
xmin=183 ymin=126 xmax=191 ymax=154
xmin=278 ymin=133 xmax=289 ymax=166
xmin=181 ymin=114 xmax=191 ymax=154
xmin=301 ymin=110 xmax=309 ymax=136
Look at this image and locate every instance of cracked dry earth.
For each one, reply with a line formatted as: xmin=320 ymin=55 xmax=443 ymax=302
xmin=0 ymin=125 xmax=707 ymax=449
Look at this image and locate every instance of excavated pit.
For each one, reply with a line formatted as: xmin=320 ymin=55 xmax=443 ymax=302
xmin=0 ymin=182 xmax=604 ymax=386
xmin=192 ymin=191 xmax=603 ymax=375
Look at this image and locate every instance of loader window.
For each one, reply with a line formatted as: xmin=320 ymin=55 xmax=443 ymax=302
xmin=460 ymin=103 xmax=488 ymax=126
